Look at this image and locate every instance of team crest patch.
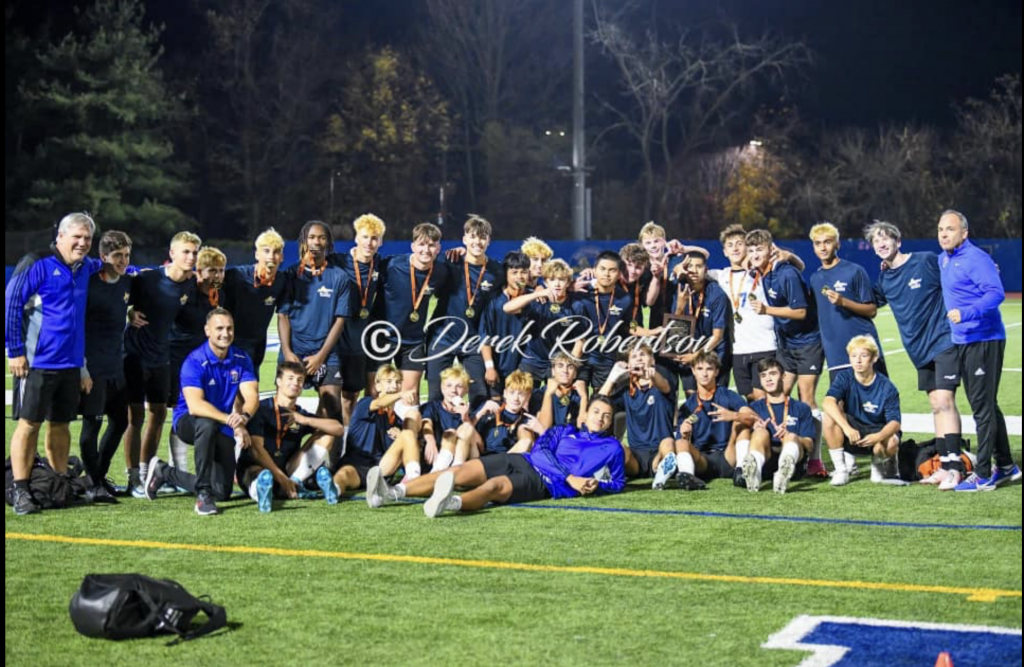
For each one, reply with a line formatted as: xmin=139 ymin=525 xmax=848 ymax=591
xmin=646 ymin=395 xmax=655 ymax=406
xmin=264 ymin=296 xmax=276 ymax=306
xmin=908 ymin=277 xmax=922 ymax=290
xmin=230 ymin=370 xmax=240 ymax=383
xmin=123 ymin=292 xmax=130 ymax=303
xmin=180 ymin=294 xmax=189 ymax=305
xmin=317 ymin=286 xmax=333 ymax=298
xmin=763 ymin=615 xmax=1021 ymax=667
xmin=768 ymin=288 xmax=779 ymax=299
xmin=609 ymin=305 xmax=623 ymax=315
xmin=831 ymin=280 xmax=848 ymax=292
xmin=481 ymin=280 xmax=493 ymax=291
xmin=862 ymin=401 xmax=878 ymax=414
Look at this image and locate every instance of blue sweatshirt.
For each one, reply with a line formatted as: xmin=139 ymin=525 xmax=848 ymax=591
xmin=523 ymin=424 xmax=626 ymax=499
xmin=939 ymin=240 xmax=1005 ymax=344
xmin=5 ymin=248 xmax=103 ymax=368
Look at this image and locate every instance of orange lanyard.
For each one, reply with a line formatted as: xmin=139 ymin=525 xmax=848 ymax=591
xmin=593 ymin=290 xmax=614 ymax=335
xmin=273 ymin=398 xmax=285 ymax=451
xmin=464 ymin=260 xmax=486 ymax=309
xmin=631 ymin=280 xmax=641 ymax=323
xmin=353 ymin=253 xmax=376 ymax=312
xmin=729 ymin=269 xmax=759 ymax=311
xmin=376 ymin=406 xmax=397 ymax=425
xmin=769 ymin=396 xmax=790 ymax=430
xmin=678 ymin=285 xmax=705 ymax=319
xmin=693 ymin=387 xmax=715 ymax=415
xmin=299 ymin=253 xmax=324 ymax=277
xmin=494 ymin=406 xmax=524 ymax=432
xmin=253 ymin=264 xmax=276 ymax=288
xmin=409 ymin=261 xmax=434 ymax=312
xmin=206 ymin=287 xmax=219 ymax=308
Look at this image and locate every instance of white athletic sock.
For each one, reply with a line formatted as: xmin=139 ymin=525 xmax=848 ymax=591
xmin=780 ymin=441 xmax=800 ymax=463
xmin=829 ymin=448 xmax=847 ymax=473
xmin=291 ymin=444 xmax=329 ymax=482
xmin=249 ymin=479 xmax=260 ymax=501
xmin=844 ymin=451 xmax=857 ymax=469
xmin=751 ymin=450 xmax=766 ymax=472
xmin=393 ymin=483 xmax=407 ymax=500
xmin=678 ymin=452 xmax=696 ymax=475
xmin=447 ymin=495 xmax=463 ymax=512
xmin=433 ymin=450 xmax=455 ymax=472
xmin=139 ymin=461 xmax=149 ymax=483
xmin=405 ymin=461 xmax=422 ymax=481
xmin=735 ymin=439 xmax=750 ymax=468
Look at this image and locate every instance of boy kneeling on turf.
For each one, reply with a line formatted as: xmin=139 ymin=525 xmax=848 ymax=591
xmin=365 ymin=396 xmax=624 ymax=517
xmin=530 ymin=352 xmax=586 ymax=429
xmin=736 ymin=357 xmax=815 ymax=493
xmin=472 ymin=370 xmax=542 ymax=456
xmin=419 ymin=366 xmax=483 ymax=472
xmin=239 ymin=361 xmax=345 ymax=511
xmin=822 ymin=335 xmax=902 ymax=486
xmin=330 ymin=365 xmax=423 ymax=497
xmin=654 ymin=350 xmax=756 ymax=490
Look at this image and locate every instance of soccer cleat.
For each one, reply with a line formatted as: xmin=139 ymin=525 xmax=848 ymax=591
xmin=920 ymin=468 xmax=948 ymax=485
xmin=144 ymin=458 xmax=167 ymax=501
xmin=90 ymin=484 xmax=119 ymax=504
xmin=869 ymin=456 xmax=885 ymax=483
xmin=937 ymin=469 xmax=961 ymax=491
xmin=316 ymin=466 xmax=339 ymax=505
xmin=12 ymin=487 xmax=41 ymax=515
xmin=675 ymin=472 xmax=707 ymax=491
xmin=651 ymin=453 xmax=677 ymax=490
xmin=773 ymin=455 xmax=797 ymax=495
xmin=256 ymin=469 xmax=274 ymax=513
xmin=829 ymin=467 xmax=850 ymax=487
xmin=365 ymin=466 xmax=390 ymax=509
xmin=424 ymin=471 xmax=456 ymax=518
xmin=805 ymin=458 xmax=829 ymax=478
xmin=732 ymin=468 xmax=746 ymax=488
xmin=990 ymin=464 xmax=1022 ymax=487
xmin=953 ymin=472 xmax=992 ymax=492
xmin=194 ymin=492 xmax=219 ymax=515
xmin=742 ymin=454 xmax=761 ymax=493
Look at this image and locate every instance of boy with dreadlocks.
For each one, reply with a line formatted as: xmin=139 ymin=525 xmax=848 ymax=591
xmin=278 ymin=220 xmax=351 ymax=419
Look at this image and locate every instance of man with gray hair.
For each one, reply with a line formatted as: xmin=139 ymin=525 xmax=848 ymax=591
xmin=867 ymin=220 xmax=964 ymax=489
xmin=937 ymin=209 xmax=1019 ymax=491
xmin=5 ymin=212 xmax=105 ymax=514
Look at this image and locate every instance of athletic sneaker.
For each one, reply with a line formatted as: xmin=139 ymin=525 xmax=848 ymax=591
xmin=256 ymin=469 xmax=274 ymax=513
xmin=954 ymin=472 xmax=992 ymax=492
xmin=291 ymin=475 xmax=319 ymax=500
xmin=732 ymin=468 xmax=746 ymax=488
xmin=194 ymin=492 xmax=219 ymax=515
xmin=805 ymin=458 xmax=829 ymax=478
xmin=937 ymin=469 xmax=962 ymax=491
xmin=652 ymin=453 xmax=677 ymax=490
xmin=742 ymin=455 xmax=761 ymax=493
xmin=920 ymin=468 xmax=948 ymax=485
xmin=990 ymin=464 xmax=1023 ymax=487
xmin=829 ymin=467 xmax=850 ymax=487
xmin=365 ymin=466 xmax=390 ymax=509
xmin=424 ymin=471 xmax=456 ymax=518
xmin=773 ymin=455 xmax=797 ymax=495
xmin=91 ymin=484 xmax=119 ymax=504
xmin=675 ymin=472 xmax=707 ymax=491
xmin=316 ymin=466 xmax=339 ymax=505
xmin=12 ymin=487 xmax=41 ymax=515
xmin=144 ymin=458 xmax=167 ymax=501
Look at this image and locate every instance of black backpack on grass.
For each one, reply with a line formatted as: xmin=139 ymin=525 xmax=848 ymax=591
xmin=69 ymin=574 xmax=226 ymax=645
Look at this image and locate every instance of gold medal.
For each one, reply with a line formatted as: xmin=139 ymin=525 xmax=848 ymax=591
xmin=630 ymin=320 xmax=638 ymax=333
xmin=596 ymin=335 xmax=605 ymax=346
xmin=687 ymin=413 xmax=700 ymax=425
xmin=821 ymin=287 xmax=829 ymax=295
xmin=465 ymin=306 xmax=476 ymax=319
xmin=549 ymin=303 xmax=561 ymax=314
xmin=360 ymin=308 xmax=370 ymax=319
xmin=409 ymin=311 xmax=420 ymax=323
xmin=560 ymin=395 xmax=571 ymax=407
xmin=734 ymin=312 xmax=742 ymax=323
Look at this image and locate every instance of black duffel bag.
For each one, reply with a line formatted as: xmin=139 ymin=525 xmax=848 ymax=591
xmin=70 ymin=574 xmax=226 ymax=645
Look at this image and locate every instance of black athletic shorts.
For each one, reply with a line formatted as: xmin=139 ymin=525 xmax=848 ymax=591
xmin=776 ymin=341 xmax=825 ymax=376
xmin=732 ymin=350 xmax=777 ymax=397
xmin=339 ymin=354 xmax=369 ymax=393
xmin=124 ymin=354 xmax=171 ymax=405
xmin=79 ymin=375 xmax=128 ymax=417
xmin=696 ymin=448 xmax=734 ymax=481
xmin=917 ymin=346 xmax=960 ymax=393
xmin=480 ymin=452 xmax=550 ymax=504
xmin=841 ymin=414 xmax=901 ymax=452
xmin=384 ymin=343 xmax=427 ymax=373
xmin=629 ymin=447 xmax=659 ymax=477
xmin=13 ymin=368 xmax=79 ymax=423
xmin=333 ymin=450 xmax=380 ymax=489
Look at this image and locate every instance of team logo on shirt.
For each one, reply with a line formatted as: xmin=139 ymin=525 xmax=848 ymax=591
xmin=425 ymin=286 xmax=435 ymax=295
xmin=863 ymin=401 xmax=878 ymax=414
xmin=317 ymin=286 xmax=333 ymax=298
xmin=786 ymin=416 xmax=798 ymax=427
xmin=208 ymin=378 xmax=217 ymax=386
xmin=609 ymin=304 xmax=623 ymax=315
xmin=123 ymin=292 xmax=130 ymax=303
xmin=907 ymin=278 xmax=922 ymax=290
xmin=230 ymin=370 xmax=240 ymax=383
xmin=52 ymin=268 xmax=62 ymax=276
xmin=646 ymin=395 xmax=655 ymax=406
xmin=264 ymin=296 xmax=276 ymax=306
xmin=180 ymin=294 xmax=189 ymax=305
xmin=831 ymin=280 xmax=848 ymax=293
xmin=768 ymin=288 xmax=779 ymax=299
xmin=372 ymin=271 xmax=379 ymax=281
xmin=481 ymin=280 xmax=493 ymax=291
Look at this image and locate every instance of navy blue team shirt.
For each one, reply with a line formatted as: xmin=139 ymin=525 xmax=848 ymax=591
xmin=809 ymin=259 xmax=883 ymax=369
xmin=874 ymin=252 xmax=953 ymax=368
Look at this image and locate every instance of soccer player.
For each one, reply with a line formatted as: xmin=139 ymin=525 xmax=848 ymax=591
xmin=329 ymin=214 xmax=386 ymax=424
xmin=665 ymin=251 xmax=731 ymax=392
xmin=530 ymin=352 xmax=585 ymax=429
xmin=77 ymin=231 xmax=134 ymax=500
xmin=330 ymin=365 xmax=424 ymax=498
xmin=618 ymin=243 xmax=660 ymax=334
xmin=821 ymin=336 xmax=902 ymax=487
xmin=365 ymin=397 xmax=624 ymax=517
xmin=716 ymin=224 xmax=778 ymax=401
xmin=638 ymin=221 xmax=710 ymax=329
xmin=123 ymin=231 xmax=199 ymax=497
xmin=5 ymin=212 xmax=105 ymax=514
xmin=937 ymin=209 xmax=1020 ymax=491
xmin=378 ymin=222 xmax=450 ymax=392
xmin=504 ymin=259 xmax=581 ymax=385
xmin=222 ymin=228 xmax=290 ymax=381
xmin=737 ymin=357 xmax=815 ymax=494
xmin=239 ymin=361 xmax=345 ymax=511
xmin=654 ymin=351 xmax=755 ymax=490
xmin=867 ymin=220 xmax=965 ymax=489
xmin=808 ymin=222 xmax=885 ymax=379
xmin=521 ymin=236 xmax=554 ymax=289
xmin=144 ymin=308 xmax=259 ymax=515
xmin=473 ymin=370 xmax=540 ymax=455
xmin=427 ymin=215 xmax=501 ymax=403
xmin=572 ymin=251 xmax=634 ymax=396
xmin=419 ymin=366 xmax=481 ymax=472
xmin=167 ymin=246 xmax=226 ymax=472
xmin=480 ymin=251 xmax=532 ymax=399
xmin=597 ymin=346 xmax=675 ymax=484
xmin=278 ymin=220 xmax=351 ymax=418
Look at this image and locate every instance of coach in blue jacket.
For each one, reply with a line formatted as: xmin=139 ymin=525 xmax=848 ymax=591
xmin=5 ymin=213 xmax=105 ymax=515
xmin=938 ymin=209 xmax=1020 ymax=491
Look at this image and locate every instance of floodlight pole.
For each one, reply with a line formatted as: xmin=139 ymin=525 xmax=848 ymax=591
xmin=572 ymin=0 xmax=586 ymax=240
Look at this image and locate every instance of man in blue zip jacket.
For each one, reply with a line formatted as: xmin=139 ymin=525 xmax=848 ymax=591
xmin=365 ymin=396 xmax=625 ymax=517
xmin=5 ymin=212 xmax=105 ymax=515
xmin=937 ymin=209 xmax=1020 ymax=491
